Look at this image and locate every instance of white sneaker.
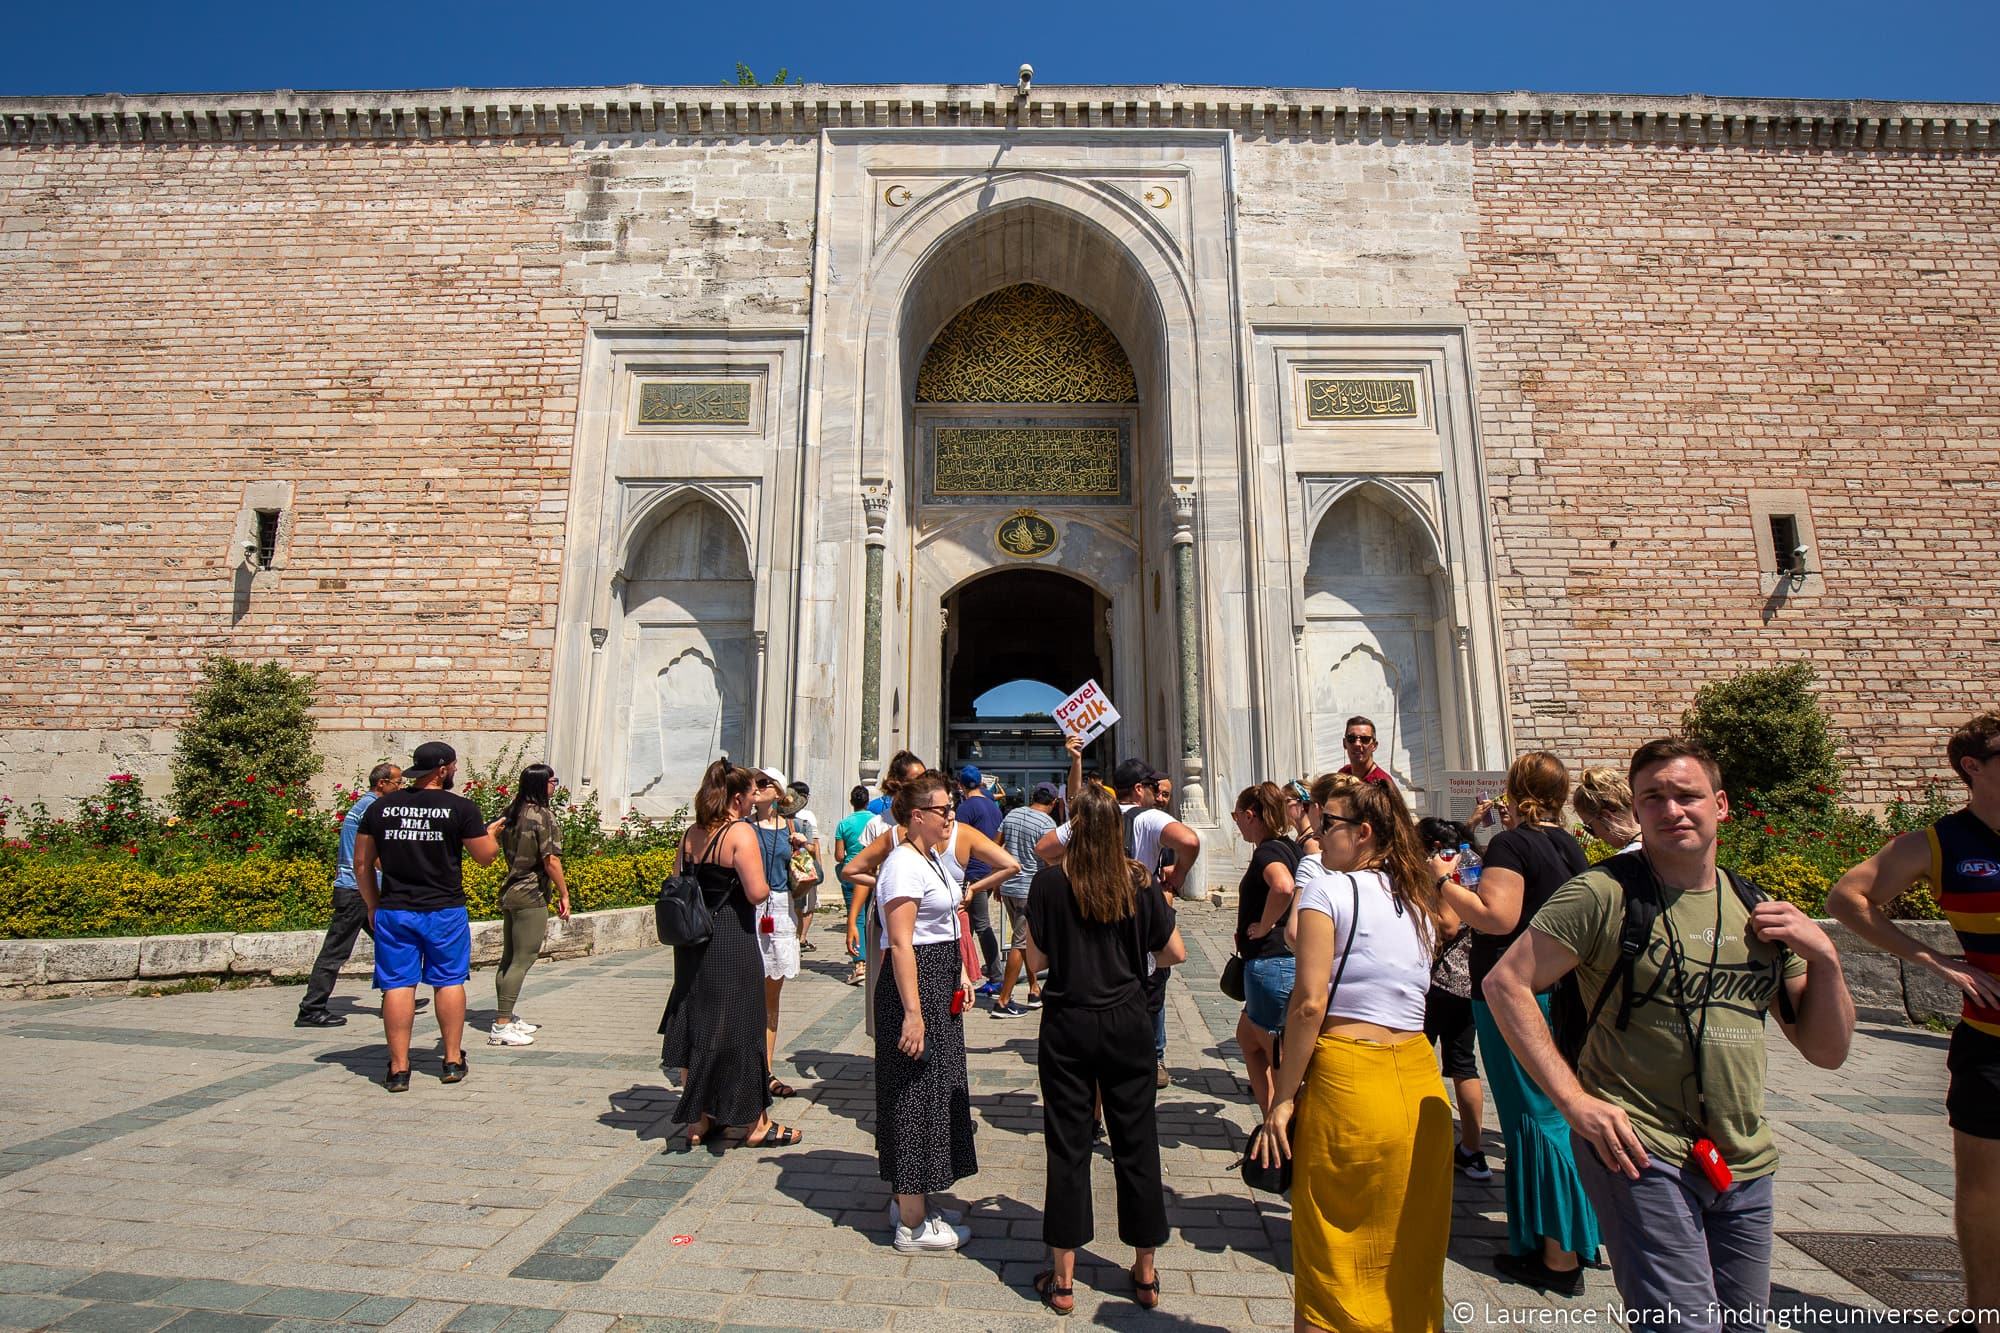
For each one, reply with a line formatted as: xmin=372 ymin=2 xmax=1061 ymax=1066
xmin=887 ymin=1202 xmax=963 ymax=1229
xmin=488 ymin=1023 xmax=535 ymax=1046
xmin=893 ymin=1213 xmax=969 ymax=1253
xmin=509 ymin=1019 xmax=541 ymax=1033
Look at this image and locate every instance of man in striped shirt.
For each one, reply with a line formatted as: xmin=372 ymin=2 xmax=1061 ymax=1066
xmin=1832 ymin=711 xmax=2000 ymax=1333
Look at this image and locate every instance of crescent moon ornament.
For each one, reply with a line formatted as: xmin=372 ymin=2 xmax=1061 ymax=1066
xmin=1142 ymin=186 xmax=1173 ymax=208
xmin=884 ymin=184 xmax=913 ymax=206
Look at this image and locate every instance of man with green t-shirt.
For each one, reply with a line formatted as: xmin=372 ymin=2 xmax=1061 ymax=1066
xmin=1485 ymin=737 xmax=1854 ymax=1332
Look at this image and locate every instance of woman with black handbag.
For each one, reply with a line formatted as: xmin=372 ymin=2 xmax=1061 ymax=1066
xmin=1228 ymin=781 xmax=1300 ymax=1116
xmin=1257 ymin=779 xmax=1453 ymax=1332
xmin=658 ymin=760 xmax=802 ymax=1150
xmin=1024 ymin=783 xmax=1185 ymax=1314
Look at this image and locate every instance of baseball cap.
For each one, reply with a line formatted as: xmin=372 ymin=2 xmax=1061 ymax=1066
xmin=404 ymin=740 xmax=456 ymax=783
xmin=1031 ymin=782 xmax=1060 ymax=803
xmin=759 ymin=766 xmax=789 ymax=790
xmin=957 ymin=765 xmax=982 ymax=786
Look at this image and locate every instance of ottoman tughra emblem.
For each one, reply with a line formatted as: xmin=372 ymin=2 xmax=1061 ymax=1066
xmin=996 ymin=509 xmax=1058 ymax=559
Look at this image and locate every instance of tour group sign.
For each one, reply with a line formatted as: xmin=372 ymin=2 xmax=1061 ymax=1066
xmin=1053 ymin=679 xmax=1120 ymax=745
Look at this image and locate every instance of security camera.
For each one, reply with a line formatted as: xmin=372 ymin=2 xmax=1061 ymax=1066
xmin=1790 ymin=543 xmax=1810 ymax=569
xmin=1017 ymin=64 xmax=1033 ymax=96
xmin=241 ymin=538 xmax=258 ymax=566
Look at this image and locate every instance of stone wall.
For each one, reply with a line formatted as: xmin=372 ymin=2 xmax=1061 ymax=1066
xmin=1459 ymin=143 xmax=2000 ymax=802
xmin=0 ymin=139 xmax=599 ymax=806
xmin=1233 ymin=137 xmax=1475 ymax=315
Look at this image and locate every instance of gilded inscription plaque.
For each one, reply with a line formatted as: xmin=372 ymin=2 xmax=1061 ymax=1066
xmin=635 ymin=380 xmax=754 ymax=426
xmin=933 ymin=427 xmax=1123 ymax=498
xmin=1304 ymin=377 xmax=1420 ymax=421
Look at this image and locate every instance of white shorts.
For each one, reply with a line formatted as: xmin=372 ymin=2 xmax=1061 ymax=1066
xmin=758 ymin=891 xmax=800 ymax=981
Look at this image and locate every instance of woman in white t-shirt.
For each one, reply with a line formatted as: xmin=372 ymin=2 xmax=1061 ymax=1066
xmin=1257 ymin=778 xmax=1454 ymax=1333
xmin=870 ymin=772 xmax=1019 ymax=1255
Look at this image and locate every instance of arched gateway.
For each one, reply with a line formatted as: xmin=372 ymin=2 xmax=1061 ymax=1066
xmin=552 ymin=132 xmax=1512 ymax=853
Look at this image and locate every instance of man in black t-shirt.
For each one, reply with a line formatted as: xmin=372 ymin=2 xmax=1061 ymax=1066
xmin=354 ymin=741 xmax=499 ymax=1092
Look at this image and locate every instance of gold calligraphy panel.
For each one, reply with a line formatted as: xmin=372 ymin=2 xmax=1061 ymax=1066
xmin=1303 ymin=377 xmax=1420 ymax=421
xmin=635 ymin=380 xmax=753 ymax=426
xmin=917 ymin=285 xmax=1138 ymax=404
xmin=933 ymin=427 xmax=1123 ymax=498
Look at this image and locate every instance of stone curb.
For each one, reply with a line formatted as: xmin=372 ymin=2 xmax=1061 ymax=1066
xmin=0 ymin=905 xmax=659 ymax=999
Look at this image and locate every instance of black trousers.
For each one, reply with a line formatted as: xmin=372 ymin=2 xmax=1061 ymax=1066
xmin=967 ymin=890 xmax=1001 ymax=982
xmin=299 ymin=889 xmax=373 ymax=1016
xmin=1038 ymin=994 xmax=1169 ymax=1251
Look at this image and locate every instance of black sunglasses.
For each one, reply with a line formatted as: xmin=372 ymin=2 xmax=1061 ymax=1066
xmin=1343 ymin=734 xmax=1376 ymax=745
xmin=1321 ymin=813 xmax=1365 ymax=828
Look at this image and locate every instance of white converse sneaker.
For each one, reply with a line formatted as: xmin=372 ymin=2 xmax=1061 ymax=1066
xmin=893 ymin=1213 xmax=969 ymax=1253
xmin=488 ymin=1022 xmax=535 ymax=1046
xmin=887 ymin=1202 xmax=963 ymax=1229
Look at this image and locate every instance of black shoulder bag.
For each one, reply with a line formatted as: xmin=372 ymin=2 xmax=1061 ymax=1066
xmin=654 ymin=819 xmax=733 ymax=947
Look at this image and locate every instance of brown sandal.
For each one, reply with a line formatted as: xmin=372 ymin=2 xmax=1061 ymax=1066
xmin=1130 ymin=1264 xmax=1161 ymax=1309
xmin=768 ymin=1075 xmax=797 ymax=1098
xmin=1033 ymin=1270 xmax=1074 ymax=1316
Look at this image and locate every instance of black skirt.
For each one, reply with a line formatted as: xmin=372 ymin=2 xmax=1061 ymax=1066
xmin=658 ymin=864 xmax=771 ymax=1127
xmin=873 ymin=939 xmax=978 ymax=1194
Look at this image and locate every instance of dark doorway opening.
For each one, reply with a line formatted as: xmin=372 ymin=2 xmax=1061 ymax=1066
xmin=942 ymin=569 xmax=1111 ymax=804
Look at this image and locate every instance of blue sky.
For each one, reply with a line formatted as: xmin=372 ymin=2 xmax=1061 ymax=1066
xmin=4 ymin=0 xmax=1996 ymax=102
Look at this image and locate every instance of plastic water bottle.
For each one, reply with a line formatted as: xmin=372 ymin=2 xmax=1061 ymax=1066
xmin=1458 ymin=842 xmax=1481 ymax=889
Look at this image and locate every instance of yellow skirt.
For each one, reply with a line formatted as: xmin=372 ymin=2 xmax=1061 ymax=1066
xmin=1292 ymin=1031 xmax=1455 ymax=1333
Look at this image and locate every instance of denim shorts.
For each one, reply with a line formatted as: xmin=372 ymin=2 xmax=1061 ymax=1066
xmin=1242 ymin=952 xmax=1296 ymax=1033
xmin=372 ymin=907 xmax=472 ymax=990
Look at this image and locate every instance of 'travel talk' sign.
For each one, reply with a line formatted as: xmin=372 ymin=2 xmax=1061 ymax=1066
xmin=1053 ymin=679 xmax=1120 ymax=745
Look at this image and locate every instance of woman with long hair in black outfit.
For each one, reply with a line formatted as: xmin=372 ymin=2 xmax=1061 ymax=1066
xmin=1025 ymin=783 xmax=1187 ymax=1314
xmin=486 ymin=763 xmax=571 ymax=1045
xmin=659 ymin=760 xmax=802 ymax=1150
xmin=873 ymin=771 xmax=980 ymax=1253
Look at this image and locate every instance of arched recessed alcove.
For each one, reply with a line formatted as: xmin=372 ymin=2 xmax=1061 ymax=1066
xmin=618 ymin=496 xmax=754 ymax=815
xmin=1303 ymin=487 xmax=1448 ymax=797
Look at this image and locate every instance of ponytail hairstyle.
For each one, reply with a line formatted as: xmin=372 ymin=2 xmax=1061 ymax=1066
xmin=1064 ymin=783 xmax=1146 ymax=924
xmin=1326 ymin=779 xmax=1448 ymax=958
xmin=502 ymin=764 xmax=555 ymax=832
xmin=1416 ymin=816 xmax=1474 ymax=856
xmin=881 ymin=751 xmax=926 ymax=799
xmin=1504 ymin=751 xmax=1570 ymax=827
xmin=1233 ymin=782 xmax=1288 ymax=843
xmin=693 ymin=759 xmax=755 ymax=831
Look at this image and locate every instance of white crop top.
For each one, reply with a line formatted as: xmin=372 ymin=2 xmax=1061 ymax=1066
xmin=1293 ymin=865 xmax=1431 ymax=1031
xmin=875 ymin=841 xmax=965 ymax=948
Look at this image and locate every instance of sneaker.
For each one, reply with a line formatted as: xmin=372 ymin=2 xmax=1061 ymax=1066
xmin=489 ymin=1023 xmax=535 ymax=1046
xmin=1023 ymin=992 xmax=1043 ymax=1010
xmin=893 ymin=1214 xmax=970 ymax=1253
xmin=991 ymin=1001 xmax=1029 ymax=1018
xmin=1455 ymin=1146 xmax=1494 ymax=1181
xmin=975 ymin=980 xmax=1000 ymax=998
xmin=1156 ymin=1061 xmax=1171 ymax=1089
xmin=509 ymin=1019 xmax=541 ymax=1034
xmin=384 ymin=1069 xmax=410 ymax=1093
xmin=440 ymin=1059 xmax=469 ymax=1084
xmin=887 ymin=1202 xmax=963 ymax=1229
xmin=294 ymin=1011 xmax=347 ymax=1028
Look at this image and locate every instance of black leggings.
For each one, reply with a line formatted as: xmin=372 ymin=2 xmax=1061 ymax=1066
xmin=1037 ymin=994 xmax=1168 ymax=1251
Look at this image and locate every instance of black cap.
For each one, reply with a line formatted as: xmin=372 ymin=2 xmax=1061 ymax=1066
xmin=404 ymin=740 xmax=457 ymax=783
xmin=1031 ymin=782 xmax=1060 ymax=803
xmin=1111 ymin=757 xmax=1154 ymax=794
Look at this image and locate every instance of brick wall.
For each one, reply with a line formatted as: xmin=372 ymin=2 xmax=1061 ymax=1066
xmin=0 ymin=139 xmax=596 ymax=795
xmin=1461 ymin=142 xmax=2000 ymax=801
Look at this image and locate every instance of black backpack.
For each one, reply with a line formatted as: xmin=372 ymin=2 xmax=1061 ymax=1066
xmin=654 ymin=819 xmax=735 ymax=947
xmin=1548 ymin=852 xmax=1797 ymax=1070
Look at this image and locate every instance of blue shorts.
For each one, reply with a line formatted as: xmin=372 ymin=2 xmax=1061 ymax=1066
xmin=1242 ymin=953 xmax=1296 ymax=1033
xmin=373 ymin=907 xmax=472 ymax=990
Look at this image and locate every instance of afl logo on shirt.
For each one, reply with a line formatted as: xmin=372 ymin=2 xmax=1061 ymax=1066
xmin=1957 ymin=859 xmax=2000 ymax=879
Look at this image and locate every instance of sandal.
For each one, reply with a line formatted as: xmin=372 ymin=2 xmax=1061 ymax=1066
xmin=740 ymin=1122 xmax=803 ymax=1148
xmin=768 ymin=1075 xmax=797 ymax=1098
xmin=1033 ymin=1270 xmax=1075 ymax=1316
xmin=846 ymin=964 xmax=867 ymax=986
xmin=1130 ymin=1264 xmax=1161 ymax=1310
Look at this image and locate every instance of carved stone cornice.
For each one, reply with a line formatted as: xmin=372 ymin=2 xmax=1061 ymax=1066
xmin=4 ymin=86 xmax=1995 ymax=149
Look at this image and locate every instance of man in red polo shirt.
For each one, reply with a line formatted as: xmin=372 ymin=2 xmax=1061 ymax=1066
xmin=1337 ymin=716 xmax=1396 ymax=789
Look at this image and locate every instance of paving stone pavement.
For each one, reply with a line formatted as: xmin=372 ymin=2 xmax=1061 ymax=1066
xmin=0 ymin=905 xmax=1961 ymax=1331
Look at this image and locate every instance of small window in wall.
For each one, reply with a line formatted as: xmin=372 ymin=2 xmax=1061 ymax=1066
xmin=253 ymin=509 xmax=282 ymax=570
xmin=1767 ymin=513 xmax=1803 ymax=576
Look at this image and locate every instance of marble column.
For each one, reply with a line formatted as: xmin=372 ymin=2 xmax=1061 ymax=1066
xmin=1170 ymin=485 xmax=1211 ymax=830
xmin=858 ymin=485 xmax=891 ymax=780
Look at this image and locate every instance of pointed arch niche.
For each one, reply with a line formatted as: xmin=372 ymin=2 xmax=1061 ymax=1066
xmin=614 ymin=495 xmax=755 ymax=817
xmin=1301 ymin=485 xmax=1449 ymax=799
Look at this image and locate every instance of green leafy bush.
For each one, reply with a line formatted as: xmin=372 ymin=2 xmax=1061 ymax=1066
xmin=170 ymin=656 xmax=323 ymax=821
xmin=1681 ymin=662 xmax=1841 ymax=811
